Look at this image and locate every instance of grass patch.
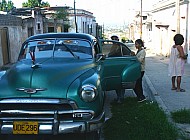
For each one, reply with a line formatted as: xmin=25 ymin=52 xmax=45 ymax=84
xmin=103 ymin=97 xmax=178 ymax=140
xmin=171 ymin=109 xmax=190 ymax=124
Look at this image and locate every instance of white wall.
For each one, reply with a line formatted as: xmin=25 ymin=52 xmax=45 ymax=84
xmin=68 ymin=11 xmax=97 ymax=36
xmin=8 ymin=26 xmax=26 ymax=63
xmin=152 ymin=3 xmax=188 ymax=58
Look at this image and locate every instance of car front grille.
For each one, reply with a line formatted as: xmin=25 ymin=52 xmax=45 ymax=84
xmin=0 ymin=102 xmax=74 ymax=121
xmin=0 ymin=99 xmax=94 ymax=121
xmin=0 ymin=103 xmax=73 ymax=110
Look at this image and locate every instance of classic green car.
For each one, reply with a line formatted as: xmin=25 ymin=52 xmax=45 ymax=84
xmin=0 ymin=33 xmax=141 ymax=140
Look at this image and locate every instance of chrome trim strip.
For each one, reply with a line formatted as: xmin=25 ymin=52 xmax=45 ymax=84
xmin=0 ymin=98 xmax=72 ymax=104
xmin=1 ymin=110 xmax=73 ymax=114
xmin=104 ymin=76 xmax=120 ymax=79
xmin=63 ymin=110 xmax=94 ymax=114
xmin=0 ymin=109 xmax=94 ymax=115
xmin=0 ymin=99 xmax=61 ymax=104
xmin=59 ymin=122 xmax=85 ymax=133
xmin=0 ymin=118 xmax=54 ymax=121
xmin=16 ymin=87 xmax=47 ymax=94
xmin=0 ymin=99 xmax=79 ymax=110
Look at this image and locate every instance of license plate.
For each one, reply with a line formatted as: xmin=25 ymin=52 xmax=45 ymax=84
xmin=13 ymin=121 xmax=38 ymax=134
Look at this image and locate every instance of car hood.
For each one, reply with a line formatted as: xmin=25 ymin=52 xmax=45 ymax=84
xmin=0 ymin=58 xmax=96 ymax=99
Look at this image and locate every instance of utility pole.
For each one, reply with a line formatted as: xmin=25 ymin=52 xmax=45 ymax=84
xmin=176 ymin=0 xmax=180 ymax=33
xmin=103 ymin=24 xmax=104 ymax=39
xmin=140 ymin=0 xmax=143 ymax=39
xmin=74 ymin=0 xmax=78 ymax=33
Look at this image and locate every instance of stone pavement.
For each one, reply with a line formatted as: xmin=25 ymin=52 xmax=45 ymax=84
xmin=144 ymin=50 xmax=190 ymax=139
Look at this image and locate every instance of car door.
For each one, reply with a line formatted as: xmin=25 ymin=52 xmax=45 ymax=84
xmin=98 ymin=39 xmax=141 ymax=91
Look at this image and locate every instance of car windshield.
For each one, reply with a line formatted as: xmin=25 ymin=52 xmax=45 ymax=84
xmin=19 ymin=38 xmax=93 ymax=60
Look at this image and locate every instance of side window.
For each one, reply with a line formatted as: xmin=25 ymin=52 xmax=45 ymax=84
xmin=122 ymin=45 xmax=131 ymax=56
xmin=102 ymin=41 xmax=131 ymax=57
xmin=102 ymin=41 xmax=119 ymax=57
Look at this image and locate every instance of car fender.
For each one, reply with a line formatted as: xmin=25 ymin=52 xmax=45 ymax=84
xmin=0 ymin=71 xmax=6 ymax=80
xmin=121 ymin=62 xmax=141 ymax=82
xmin=67 ymin=68 xmax=104 ymax=116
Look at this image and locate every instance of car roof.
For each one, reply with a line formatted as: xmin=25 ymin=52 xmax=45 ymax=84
xmin=25 ymin=33 xmax=96 ymax=43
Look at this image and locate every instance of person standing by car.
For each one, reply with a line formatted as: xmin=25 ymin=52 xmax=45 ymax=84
xmin=168 ymin=34 xmax=187 ymax=92
xmin=110 ymin=35 xmax=125 ymax=103
xmin=131 ymin=39 xmax=146 ymax=102
xmin=108 ymin=35 xmax=122 ymax=57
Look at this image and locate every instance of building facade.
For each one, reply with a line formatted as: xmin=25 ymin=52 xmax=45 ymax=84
xmin=0 ymin=14 xmax=27 ymax=67
xmin=151 ymin=0 xmax=189 ymax=58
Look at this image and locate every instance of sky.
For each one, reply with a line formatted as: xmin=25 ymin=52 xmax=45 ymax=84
xmin=11 ymin=0 xmax=154 ymax=27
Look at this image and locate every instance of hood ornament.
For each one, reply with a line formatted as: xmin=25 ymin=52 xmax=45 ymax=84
xmin=16 ymin=88 xmax=47 ymax=94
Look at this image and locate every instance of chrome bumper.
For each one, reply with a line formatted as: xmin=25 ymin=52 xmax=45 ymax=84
xmin=0 ymin=111 xmax=105 ymax=135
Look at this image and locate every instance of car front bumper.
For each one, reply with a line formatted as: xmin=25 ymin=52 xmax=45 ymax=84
xmin=0 ymin=99 xmax=105 ymax=135
xmin=0 ymin=111 xmax=105 ymax=135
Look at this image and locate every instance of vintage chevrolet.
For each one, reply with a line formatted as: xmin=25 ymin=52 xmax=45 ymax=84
xmin=0 ymin=33 xmax=141 ymax=140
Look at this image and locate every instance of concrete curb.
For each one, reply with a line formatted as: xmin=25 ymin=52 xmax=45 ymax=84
xmin=144 ymin=74 xmax=190 ymax=139
xmin=144 ymin=74 xmax=171 ymax=116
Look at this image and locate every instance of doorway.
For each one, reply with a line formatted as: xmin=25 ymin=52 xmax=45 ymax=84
xmin=0 ymin=27 xmax=10 ymax=65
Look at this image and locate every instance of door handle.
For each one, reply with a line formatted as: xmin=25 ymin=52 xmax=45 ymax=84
xmin=130 ymin=59 xmax=137 ymax=61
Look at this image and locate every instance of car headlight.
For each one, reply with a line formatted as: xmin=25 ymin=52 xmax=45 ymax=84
xmin=80 ymin=84 xmax=98 ymax=102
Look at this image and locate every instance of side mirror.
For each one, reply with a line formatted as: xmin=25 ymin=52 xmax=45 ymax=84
xmin=96 ymin=53 xmax=106 ymax=62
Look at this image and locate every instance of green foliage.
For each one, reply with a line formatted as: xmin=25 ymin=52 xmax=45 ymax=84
xmin=102 ymin=34 xmax=108 ymax=39
xmin=52 ymin=8 xmax=69 ymax=21
xmin=103 ymin=97 xmax=178 ymax=140
xmin=0 ymin=0 xmax=14 ymax=12
xmin=63 ymin=24 xmax=71 ymax=32
xmin=7 ymin=1 xmax=14 ymax=11
xmin=171 ymin=109 xmax=190 ymax=124
xmin=121 ymin=37 xmax=127 ymax=43
xmin=52 ymin=8 xmax=70 ymax=31
xmin=37 ymin=0 xmax=42 ymax=4
xmin=40 ymin=1 xmax=49 ymax=7
xmin=22 ymin=0 xmax=50 ymax=8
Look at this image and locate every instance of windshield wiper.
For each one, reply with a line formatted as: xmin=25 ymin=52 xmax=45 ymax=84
xmin=61 ymin=43 xmax=79 ymax=59
xmin=29 ymin=51 xmax=36 ymax=64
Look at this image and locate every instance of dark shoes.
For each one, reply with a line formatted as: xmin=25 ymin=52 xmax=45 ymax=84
xmin=176 ymin=88 xmax=185 ymax=92
xmin=138 ymin=97 xmax=146 ymax=103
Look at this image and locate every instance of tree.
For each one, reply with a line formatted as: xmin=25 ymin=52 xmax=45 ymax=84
xmin=52 ymin=8 xmax=71 ymax=32
xmin=37 ymin=0 xmax=42 ymax=4
xmin=0 ymin=0 xmax=14 ymax=12
xmin=121 ymin=37 xmax=127 ymax=43
xmin=22 ymin=0 xmax=50 ymax=8
xmin=7 ymin=1 xmax=14 ymax=11
xmin=0 ymin=0 xmax=7 ymax=11
xmin=53 ymin=8 xmax=69 ymax=21
xmin=40 ymin=1 xmax=49 ymax=7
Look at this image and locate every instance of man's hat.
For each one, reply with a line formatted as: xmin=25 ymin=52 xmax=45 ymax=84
xmin=111 ymin=35 xmax=119 ymax=40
